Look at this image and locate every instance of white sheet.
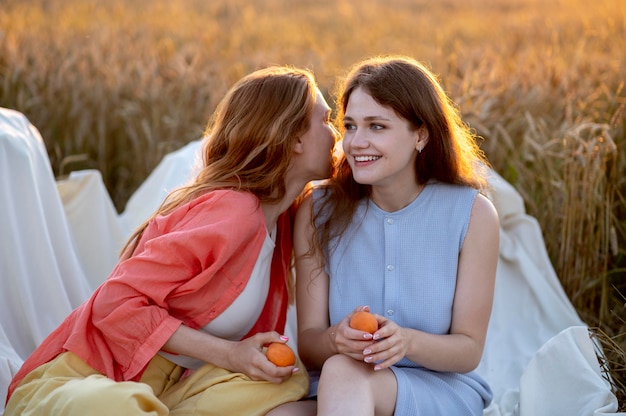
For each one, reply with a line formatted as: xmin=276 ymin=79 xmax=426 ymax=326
xmin=479 ymin=171 xmax=588 ymax=408
xmin=56 ymin=170 xmax=128 ymax=290
xmin=119 ymin=140 xmax=203 ymax=232
xmin=0 ymin=108 xmax=93 ymax=411
xmin=0 ymin=108 xmax=622 ymax=415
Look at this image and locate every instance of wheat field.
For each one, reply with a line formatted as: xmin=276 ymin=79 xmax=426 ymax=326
xmin=1 ymin=0 xmax=625 ymax=407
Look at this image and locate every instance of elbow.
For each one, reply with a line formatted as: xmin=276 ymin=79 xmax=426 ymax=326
xmin=459 ymin=358 xmax=481 ymax=374
xmin=297 ymin=330 xmax=328 ymax=371
xmin=297 ymin=341 xmax=319 ymax=371
xmin=459 ymin=345 xmax=485 ymax=373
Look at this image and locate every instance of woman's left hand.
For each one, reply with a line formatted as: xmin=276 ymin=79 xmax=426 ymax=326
xmin=362 ymin=319 xmax=409 ymax=370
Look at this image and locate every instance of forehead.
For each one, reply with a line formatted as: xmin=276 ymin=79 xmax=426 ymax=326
xmin=345 ymin=88 xmax=394 ymax=118
xmin=313 ymin=88 xmax=330 ymax=113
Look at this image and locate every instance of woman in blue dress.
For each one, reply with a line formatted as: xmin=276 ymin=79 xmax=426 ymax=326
xmin=293 ymin=55 xmax=500 ymax=415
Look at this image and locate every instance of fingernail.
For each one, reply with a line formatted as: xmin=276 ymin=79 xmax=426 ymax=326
xmin=363 ymin=349 xmax=371 ymax=355
xmin=363 ymin=333 xmax=373 ymax=339
xmin=364 ymin=356 xmax=373 ymax=363
xmin=280 ymin=335 xmax=289 ymax=341
xmin=373 ymin=333 xmax=380 ymax=340
xmin=374 ymin=365 xmax=381 ymax=371
xmin=293 ymin=367 xmax=300 ymax=373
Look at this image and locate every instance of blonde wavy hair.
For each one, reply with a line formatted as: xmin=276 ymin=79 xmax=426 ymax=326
xmin=122 ymin=66 xmax=318 ymax=258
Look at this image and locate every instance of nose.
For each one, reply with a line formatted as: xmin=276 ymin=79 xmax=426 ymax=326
xmin=347 ymin=127 xmax=368 ymax=149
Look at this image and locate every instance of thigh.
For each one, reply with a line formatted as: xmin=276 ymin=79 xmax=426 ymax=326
xmin=5 ymin=352 xmax=168 ymax=416
xmin=139 ymin=353 xmax=186 ymax=397
xmin=162 ymin=359 xmax=309 ymax=416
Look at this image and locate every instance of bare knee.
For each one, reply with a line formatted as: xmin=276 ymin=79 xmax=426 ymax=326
xmin=317 ymin=355 xmax=397 ymax=416
xmin=318 ymin=354 xmax=372 ymax=393
xmin=320 ymin=354 xmax=369 ymax=381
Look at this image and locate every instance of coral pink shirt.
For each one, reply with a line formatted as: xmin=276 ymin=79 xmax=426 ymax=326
xmin=7 ymin=190 xmax=293 ymax=400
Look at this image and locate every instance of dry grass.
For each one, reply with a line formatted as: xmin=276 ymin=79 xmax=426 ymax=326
xmin=593 ymin=327 xmax=626 ymax=408
xmin=1 ymin=0 xmax=625 ymax=408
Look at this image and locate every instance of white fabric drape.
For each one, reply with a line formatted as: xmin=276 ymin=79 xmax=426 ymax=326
xmin=0 ymin=108 xmax=93 ymax=409
xmin=0 ymin=108 xmax=622 ymax=415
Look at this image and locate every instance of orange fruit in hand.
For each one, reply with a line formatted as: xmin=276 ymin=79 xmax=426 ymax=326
xmin=349 ymin=311 xmax=378 ymax=334
xmin=266 ymin=342 xmax=296 ymax=367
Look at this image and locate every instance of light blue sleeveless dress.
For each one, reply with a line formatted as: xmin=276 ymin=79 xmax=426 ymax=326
xmin=315 ymin=181 xmax=493 ymax=415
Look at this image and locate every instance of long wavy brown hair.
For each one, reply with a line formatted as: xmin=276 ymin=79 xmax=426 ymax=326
xmin=311 ymin=55 xmax=491 ymax=260
xmin=121 ymin=66 xmax=318 ymax=258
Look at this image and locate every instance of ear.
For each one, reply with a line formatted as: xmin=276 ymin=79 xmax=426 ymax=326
xmin=415 ymin=126 xmax=429 ymax=153
xmin=293 ymin=136 xmax=305 ymax=155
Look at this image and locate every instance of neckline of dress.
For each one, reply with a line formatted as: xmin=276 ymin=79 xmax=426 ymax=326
xmin=367 ymin=182 xmax=432 ymax=215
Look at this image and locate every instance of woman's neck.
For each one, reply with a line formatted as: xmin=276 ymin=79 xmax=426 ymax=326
xmin=370 ymin=183 xmax=425 ymax=212
xmin=261 ymin=178 xmax=308 ymax=231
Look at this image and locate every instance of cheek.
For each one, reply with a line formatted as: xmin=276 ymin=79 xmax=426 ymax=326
xmin=326 ymin=127 xmax=336 ymax=147
xmin=342 ymin=136 xmax=350 ymax=152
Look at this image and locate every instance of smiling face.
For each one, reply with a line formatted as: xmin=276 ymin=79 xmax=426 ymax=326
xmin=342 ymin=87 xmax=427 ymax=195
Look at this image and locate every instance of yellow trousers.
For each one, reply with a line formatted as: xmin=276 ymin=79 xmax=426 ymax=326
xmin=5 ymin=352 xmax=309 ymax=415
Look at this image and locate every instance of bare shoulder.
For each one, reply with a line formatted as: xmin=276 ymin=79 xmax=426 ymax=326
xmin=462 ymin=192 xmax=500 ymax=254
xmin=470 ymin=192 xmax=500 ymax=231
xmin=294 ymin=192 xmax=314 ymax=228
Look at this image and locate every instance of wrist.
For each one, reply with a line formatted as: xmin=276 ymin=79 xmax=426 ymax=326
xmin=328 ymin=325 xmax=338 ymax=354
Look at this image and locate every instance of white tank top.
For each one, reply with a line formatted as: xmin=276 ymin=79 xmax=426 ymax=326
xmin=159 ymin=225 xmax=275 ymax=369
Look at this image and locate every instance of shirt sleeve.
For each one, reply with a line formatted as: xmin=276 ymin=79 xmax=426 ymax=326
xmin=88 ymin=191 xmax=265 ymax=379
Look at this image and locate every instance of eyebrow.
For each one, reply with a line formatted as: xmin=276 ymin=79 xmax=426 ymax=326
xmin=344 ymin=115 xmax=392 ymax=122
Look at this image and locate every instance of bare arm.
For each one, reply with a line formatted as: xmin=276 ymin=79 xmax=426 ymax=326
xmin=162 ymin=325 xmax=296 ymax=383
xmin=294 ymin=195 xmax=338 ymax=369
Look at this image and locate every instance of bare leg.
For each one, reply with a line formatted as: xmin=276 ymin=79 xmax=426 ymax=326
xmin=266 ymin=400 xmax=317 ymax=416
xmin=316 ymin=354 xmax=397 ymax=416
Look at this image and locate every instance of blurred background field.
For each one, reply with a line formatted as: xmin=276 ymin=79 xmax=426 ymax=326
xmin=1 ymin=0 xmax=624 ymax=407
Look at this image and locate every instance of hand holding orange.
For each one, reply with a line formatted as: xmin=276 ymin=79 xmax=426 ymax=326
xmin=266 ymin=342 xmax=296 ymax=367
xmin=349 ymin=310 xmax=379 ymax=334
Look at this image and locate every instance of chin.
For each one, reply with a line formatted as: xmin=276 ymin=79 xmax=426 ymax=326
xmin=351 ymin=172 xmax=374 ymax=184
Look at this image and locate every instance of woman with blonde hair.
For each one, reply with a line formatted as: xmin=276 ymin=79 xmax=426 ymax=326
xmin=294 ymin=55 xmax=499 ymax=415
xmin=5 ymin=65 xmax=338 ymax=415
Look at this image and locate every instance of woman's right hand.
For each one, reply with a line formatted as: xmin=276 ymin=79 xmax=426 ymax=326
xmin=331 ymin=306 xmax=377 ymax=361
xmin=163 ymin=325 xmax=297 ymax=384
xmin=226 ymin=331 xmax=298 ymax=384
